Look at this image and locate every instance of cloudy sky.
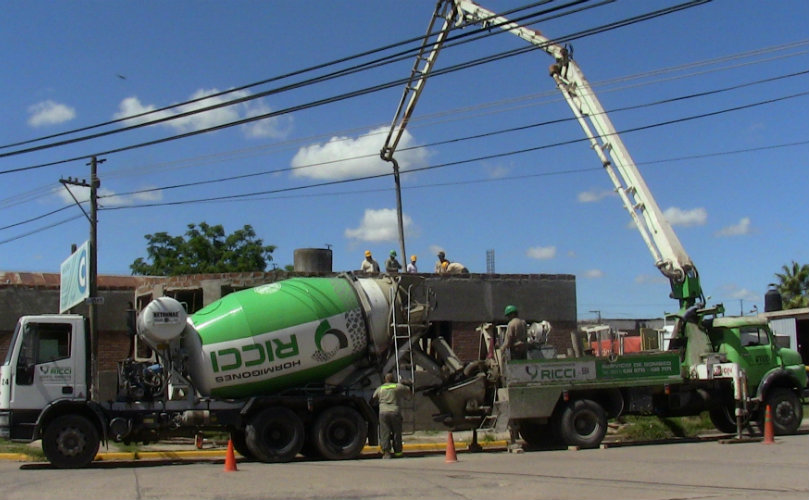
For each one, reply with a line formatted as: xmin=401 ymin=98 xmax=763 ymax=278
xmin=1 ymin=0 xmax=807 ymax=320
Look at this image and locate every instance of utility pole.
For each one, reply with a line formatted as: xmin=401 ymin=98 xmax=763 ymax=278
xmin=60 ymin=156 xmax=103 ymax=401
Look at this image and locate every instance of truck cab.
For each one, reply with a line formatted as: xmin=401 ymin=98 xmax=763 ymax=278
xmin=0 ymin=315 xmax=88 ymax=441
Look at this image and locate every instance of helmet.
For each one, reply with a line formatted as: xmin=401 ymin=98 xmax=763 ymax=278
xmin=504 ymin=305 xmax=518 ymax=316
xmin=441 ymin=261 xmax=449 ymax=270
xmin=410 ymin=255 xmax=417 ymax=261
xmin=365 ymin=250 xmax=371 ymax=257
xmin=390 ymin=250 xmax=397 ymax=256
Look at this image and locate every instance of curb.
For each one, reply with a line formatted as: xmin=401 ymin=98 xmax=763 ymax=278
xmin=0 ymin=439 xmax=510 ymax=463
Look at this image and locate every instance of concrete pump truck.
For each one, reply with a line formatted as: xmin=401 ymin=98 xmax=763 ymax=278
xmin=379 ymin=0 xmax=807 ymax=449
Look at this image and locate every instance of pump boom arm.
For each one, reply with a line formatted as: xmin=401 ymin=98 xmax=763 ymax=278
xmin=383 ymin=0 xmax=704 ymax=309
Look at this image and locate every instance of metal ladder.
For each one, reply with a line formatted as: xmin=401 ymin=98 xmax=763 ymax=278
xmin=388 ymin=278 xmax=418 ymax=433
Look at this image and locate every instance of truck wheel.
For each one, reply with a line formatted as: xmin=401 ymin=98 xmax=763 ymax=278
xmin=42 ymin=415 xmax=100 ymax=469
xmin=557 ymin=399 xmax=607 ymax=449
xmin=230 ymin=429 xmax=256 ymax=461
xmin=708 ymin=403 xmax=740 ymax=434
xmin=762 ymin=388 xmax=802 ymax=435
xmin=245 ymin=407 xmax=304 ymax=463
xmin=518 ymin=420 xmax=559 ymax=449
xmin=312 ymin=406 xmax=368 ymax=460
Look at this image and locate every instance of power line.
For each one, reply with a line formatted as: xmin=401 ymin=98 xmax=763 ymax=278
xmin=0 ymin=0 xmax=709 ymax=174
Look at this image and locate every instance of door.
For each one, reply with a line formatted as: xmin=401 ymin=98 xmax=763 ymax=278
xmin=10 ymin=319 xmax=85 ymax=411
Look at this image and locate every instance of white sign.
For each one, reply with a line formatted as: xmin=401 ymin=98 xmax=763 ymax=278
xmin=60 ymin=241 xmax=90 ymax=313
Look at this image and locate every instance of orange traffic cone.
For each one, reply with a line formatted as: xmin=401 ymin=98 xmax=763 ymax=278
xmin=224 ymin=439 xmax=238 ymax=471
xmin=445 ymin=432 xmax=458 ymax=463
xmin=763 ymin=404 xmax=775 ymax=444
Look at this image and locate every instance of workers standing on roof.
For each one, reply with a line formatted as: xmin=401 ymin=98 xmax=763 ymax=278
xmin=445 ymin=262 xmax=469 ymax=274
xmin=385 ymin=250 xmax=402 ymax=273
xmin=371 ymin=372 xmax=411 ymax=459
xmin=360 ymin=250 xmax=380 ymax=273
xmin=434 ymin=251 xmax=449 ymax=273
xmin=406 ymin=255 xmax=418 ymax=273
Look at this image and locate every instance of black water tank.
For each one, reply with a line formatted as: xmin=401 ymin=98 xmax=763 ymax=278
xmin=293 ymin=248 xmax=333 ymax=272
xmin=764 ymin=284 xmax=782 ymax=312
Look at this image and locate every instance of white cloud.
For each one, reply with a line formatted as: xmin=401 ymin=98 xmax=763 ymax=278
xmin=526 ymin=246 xmax=556 ymax=260
xmin=635 ymin=273 xmax=668 ymax=285
xmin=344 ymin=208 xmax=416 ymax=242
xmin=56 ymin=184 xmax=163 ymax=207
xmin=663 ymin=206 xmax=707 ymax=227
xmin=486 ymin=165 xmax=509 ymax=178
xmin=113 ymin=89 xmax=290 ymax=138
xmin=715 ymin=217 xmax=751 ymax=237
xmin=290 ymin=126 xmax=428 ymax=180
xmin=27 ymin=100 xmax=76 ymax=127
xmin=577 ymin=189 xmax=613 ymax=203
xmin=583 ymin=269 xmax=604 ymax=279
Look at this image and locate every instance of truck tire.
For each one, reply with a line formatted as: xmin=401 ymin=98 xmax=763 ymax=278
xmin=230 ymin=429 xmax=256 ymax=461
xmin=518 ymin=420 xmax=559 ymax=449
xmin=762 ymin=388 xmax=802 ymax=435
xmin=708 ymin=403 xmax=740 ymax=434
xmin=312 ymin=406 xmax=368 ymax=460
xmin=556 ymin=399 xmax=607 ymax=449
xmin=42 ymin=414 xmax=100 ymax=469
xmin=245 ymin=407 xmax=304 ymax=463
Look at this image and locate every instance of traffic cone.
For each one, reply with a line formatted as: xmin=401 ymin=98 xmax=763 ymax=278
xmin=224 ymin=439 xmax=238 ymax=471
xmin=763 ymin=404 xmax=775 ymax=444
xmin=445 ymin=432 xmax=458 ymax=463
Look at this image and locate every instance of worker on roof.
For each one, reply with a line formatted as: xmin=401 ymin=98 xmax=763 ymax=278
xmin=434 ymin=251 xmax=449 ymax=273
xmin=360 ymin=250 xmax=380 ymax=274
xmin=406 ymin=255 xmax=418 ymax=273
xmin=385 ymin=250 xmax=402 ymax=273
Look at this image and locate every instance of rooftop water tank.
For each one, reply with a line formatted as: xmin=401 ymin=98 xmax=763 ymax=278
xmin=293 ymin=248 xmax=333 ymax=273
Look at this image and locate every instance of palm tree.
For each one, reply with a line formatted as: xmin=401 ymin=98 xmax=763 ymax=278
xmin=774 ymin=261 xmax=809 ymax=309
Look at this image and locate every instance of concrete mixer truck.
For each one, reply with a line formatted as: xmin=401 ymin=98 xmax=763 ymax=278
xmin=0 ymin=273 xmax=484 ymax=468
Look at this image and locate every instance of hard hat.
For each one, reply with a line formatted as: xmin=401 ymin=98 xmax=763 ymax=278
xmin=365 ymin=250 xmax=371 ymax=257
xmin=390 ymin=250 xmax=397 ymax=256
xmin=504 ymin=305 xmax=518 ymax=316
xmin=441 ymin=261 xmax=449 ymax=270
xmin=410 ymin=255 xmax=417 ymax=261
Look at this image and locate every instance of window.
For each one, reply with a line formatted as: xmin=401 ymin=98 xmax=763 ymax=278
xmin=32 ymin=323 xmax=72 ymax=364
xmin=739 ymin=326 xmax=769 ymax=347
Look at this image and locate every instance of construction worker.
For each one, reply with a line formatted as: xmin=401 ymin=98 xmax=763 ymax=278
xmin=434 ymin=251 xmax=449 ymax=273
xmin=502 ymin=305 xmax=527 ymax=360
xmin=445 ymin=261 xmax=469 ymax=274
xmin=385 ymin=250 xmax=402 ymax=273
xmin=502 ymin=304 xmax=527 ymax=453
xmin=360 ymin=250 xmax=380 ymax=273
xmin=406 ymin=255 xmax=418 ymax=273
xmin=371 ymin=372 xmax=410 ymax=459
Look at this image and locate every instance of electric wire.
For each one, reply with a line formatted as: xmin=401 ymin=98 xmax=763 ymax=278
xmin=0 ymin=0 xmax=706 ymax=170
xmin=0 ymin=0 xmax=593 ymax=156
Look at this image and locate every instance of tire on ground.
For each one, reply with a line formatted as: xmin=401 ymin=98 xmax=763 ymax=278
xmin=312 ymin=405 xmax=368 ymax=460
xmin=245 ymin=407 xmax=304 ymax=463
xmin=556 ymin=399 xmax=607 ymax=449
xmin=42 ymin=414 xmax=100 ymax=469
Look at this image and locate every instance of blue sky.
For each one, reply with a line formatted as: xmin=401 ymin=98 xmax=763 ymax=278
xmin=1 ymin=0 xmax=807 ymax=321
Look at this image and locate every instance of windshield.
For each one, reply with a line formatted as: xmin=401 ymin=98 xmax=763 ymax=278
xmin=3 ymin=321 xmax=21 ymax=366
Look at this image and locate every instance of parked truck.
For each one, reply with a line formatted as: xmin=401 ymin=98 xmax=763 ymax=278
xmin=380 ymin=0 xmax=808 ymax=448
xmin=0 ymin=274 xmax=471 ymax=468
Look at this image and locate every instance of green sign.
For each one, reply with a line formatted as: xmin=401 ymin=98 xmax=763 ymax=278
xmin=59 ymin=240 xmax=89 ymax=313
xmin=596 ymin=354 xmax=680 ymax=379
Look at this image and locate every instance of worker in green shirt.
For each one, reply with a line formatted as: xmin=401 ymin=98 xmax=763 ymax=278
xmin=371 ymin=372 xmax=411 ymax=458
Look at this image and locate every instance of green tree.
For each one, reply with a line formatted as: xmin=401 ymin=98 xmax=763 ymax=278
xmin=774 ymin=261 xmax=809 ymax=309
xmin=130 ymin=222 xmax=276 ymax=276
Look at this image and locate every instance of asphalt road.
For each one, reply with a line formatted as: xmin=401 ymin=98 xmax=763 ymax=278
xmin=1 ymin=432 xmax=807 ymax=500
